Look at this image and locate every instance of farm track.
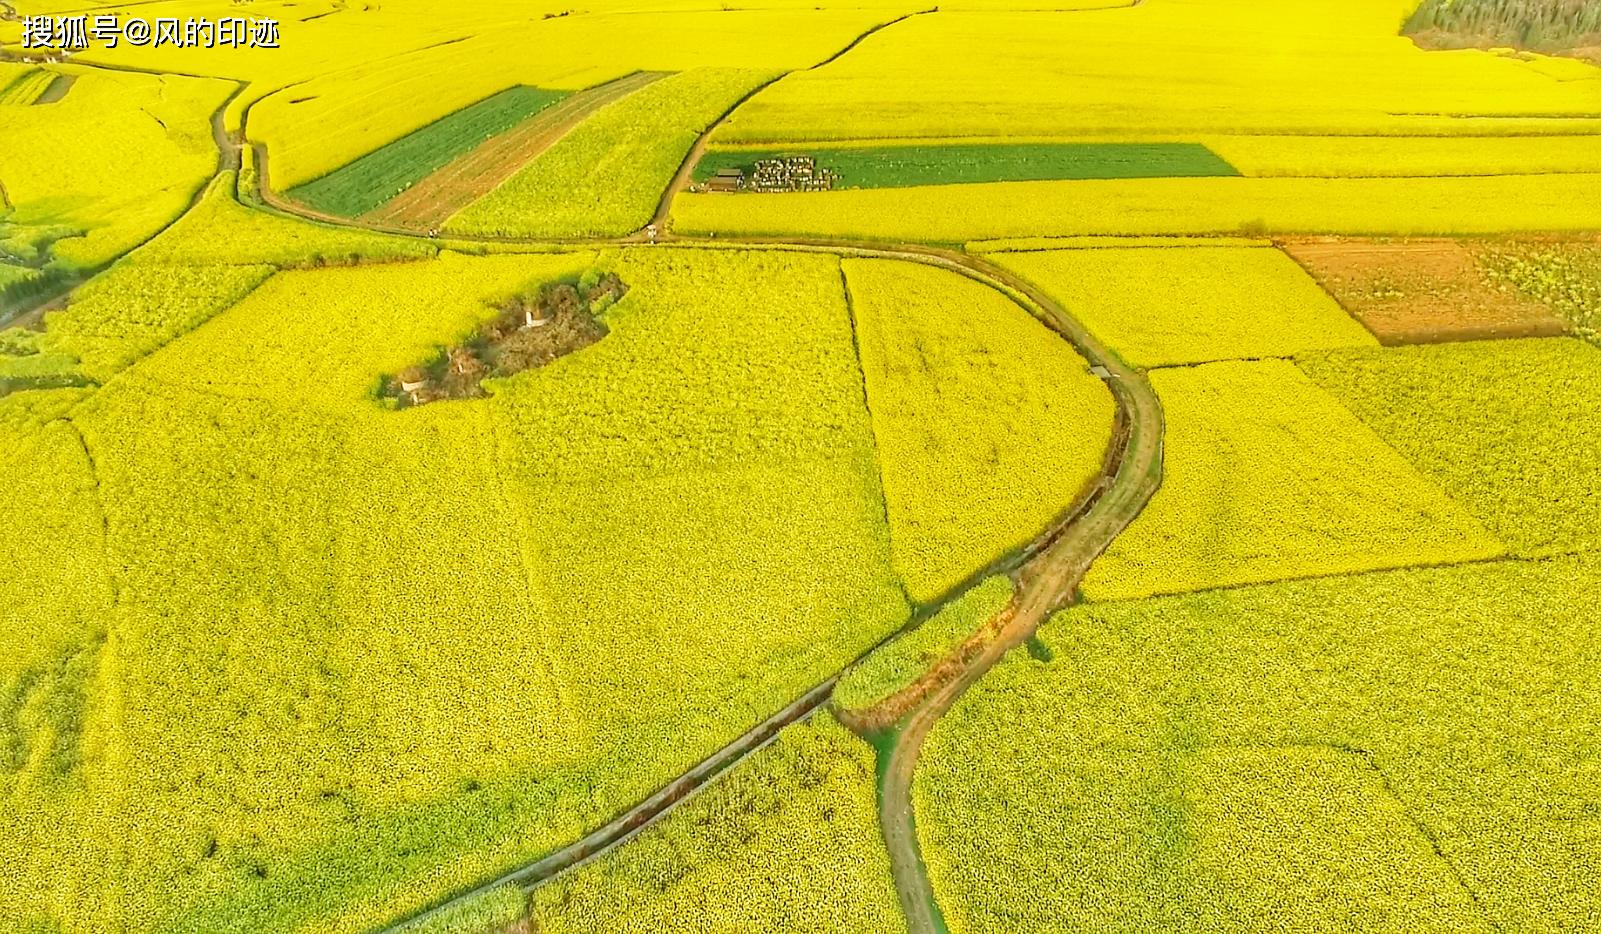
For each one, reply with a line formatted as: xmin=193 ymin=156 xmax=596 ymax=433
xmin=362 ymin=71 xmax=669 ymax=228
xmin=238 ymin=204 xmax=1166 ymax=934
xmin=58 ymin=13 xmax=1166 ymax=930
xmin=1 ymin=74 xmax=246 ymax=327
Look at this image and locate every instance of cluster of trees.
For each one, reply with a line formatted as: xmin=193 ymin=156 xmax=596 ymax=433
xmin=1406 ymin=0 xmax=1601 ymax=52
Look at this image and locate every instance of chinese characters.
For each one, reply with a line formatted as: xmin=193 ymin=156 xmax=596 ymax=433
xmin=20 ymin=15 xmax=280 ymax=51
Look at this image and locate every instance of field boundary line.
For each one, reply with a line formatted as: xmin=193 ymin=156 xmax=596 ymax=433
xmin=647 ymin=8 xmax=934 ymax=232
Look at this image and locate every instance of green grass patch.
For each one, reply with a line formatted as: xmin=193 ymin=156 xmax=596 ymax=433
xmin=834 ymin=576 xmax=1013 ymax=713
xmin=289 ymin=85 xmax=569 ymax=218
xmin=0 ymin=69 xmax=56 ymax=106
xmin=693 ymin=142 xmax=1239 ymax=189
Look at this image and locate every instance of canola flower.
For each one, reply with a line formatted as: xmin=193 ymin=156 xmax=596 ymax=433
xmin=990 ymin=246 xmax=1375 ymax=368
xmin=1079 ymin=359 xmax=1504 ymax=601
xmin=917 ymin=554 xmax=1601 ymax=934
xmin=529 ymin=716 xmax=906 ymax=934
xmin=843 ymin=258 xmax=1113 ymax=602
xmin=1299 ymin=337 xmax=1601 ymax=559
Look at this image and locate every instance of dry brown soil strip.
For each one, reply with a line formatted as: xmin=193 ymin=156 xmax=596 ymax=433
xmin=362 ymin=71 xmax=668 ymax=229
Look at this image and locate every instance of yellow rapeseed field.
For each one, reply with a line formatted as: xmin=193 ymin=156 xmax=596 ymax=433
xmin=0 ymin=67 xmax=232 ymax=271
xmin=0 ymin=417 xmax=117 ymax=932
xmin=249 ymin=9 xmax=901 ymax=191
xmin=918 ymin=554 xmax=1601 ymax=934
xmin=1079 ymin=359 xmax=1504 ymax=601
xmin=718 ymin=0 xmax=1601 ymax=143
xmin=843 ymin=258 xmax=1114 ymax=602
xmin=1204 ymin=133 xmax=1601 ymax=178
xmin=529 ymin=716 xmax=906 ymax=934
xmin=991 ymin=246 xmax=1376 ymax=368
xmin=1300 ymin=338 xmax=1601 ymax=559
xmin=4 ymin=0 xmax=1598 ymax=931
xmin=675 ymin=173 xmax=1601 ymax=241
xmin=19 ymin=246 xmax=909 ymax=932
xmin=446 ymin=69 xmax=775 ymax=239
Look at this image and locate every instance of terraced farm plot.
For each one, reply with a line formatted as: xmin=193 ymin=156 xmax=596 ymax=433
xmin=991 ymin=246 xmax=1375 ymax=368
xmin=364 ymin=72 xmax=666 ymax=228
xmin=448 ymin=68 xmax=777 ymax=239
xmin=6 ymin=2 xmax=1601 ymax=933
xmin=1284 ymin=239 xmax=1569 ymax=345
xmin=247 ymin=9 xmax=902 ymax=192
xmin=842 ymin=258 xmax=1115 ymax=603
xmin=916 ymin=555 xmax=1601 ymax=934
xmin=692 ymin=142 xmax=1238 ymax=190
xmin=286 ymin=85 xmax=571 ymax=218
xmin=0 ymin=68 xmax=232 ymax=273
xmin=1300 ymin=337 xmax=1601 ymax=559
xmin=528 ymin=716 xmax=906 ymax=934
xmin=1079 ymin=359 xmax=1503 ymax=601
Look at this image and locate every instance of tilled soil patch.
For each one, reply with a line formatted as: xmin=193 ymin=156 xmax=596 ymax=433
xmin=1283 ymin=238 xmax=1568 ymax=346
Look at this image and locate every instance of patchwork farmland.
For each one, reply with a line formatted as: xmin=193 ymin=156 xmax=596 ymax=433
xmin=1 ymin=1 xmax=1599 ymax=933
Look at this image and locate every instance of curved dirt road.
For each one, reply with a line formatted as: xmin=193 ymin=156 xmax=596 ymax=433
xmin=58 ymin=21 xmax=1166 ymax=930
xmin=246 ymin=111 xmax=1168 ymax=934
xmin=871 ymin=252 xmax=1164 ymax=933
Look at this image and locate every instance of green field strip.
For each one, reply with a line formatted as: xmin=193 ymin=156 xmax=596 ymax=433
xmin=288 ymin=84 xmax=571 ymax=217
xmin=0 ymin=69 xmax=57 ymax=106
xmin=691 ymin=142 xmax=1239 ymax=189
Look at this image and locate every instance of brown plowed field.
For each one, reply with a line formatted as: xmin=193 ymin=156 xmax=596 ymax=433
xmin=1284 ymin=238 xmax=1568 ymax=345
xmin=362 ymin=71 xmax=667 ymax=229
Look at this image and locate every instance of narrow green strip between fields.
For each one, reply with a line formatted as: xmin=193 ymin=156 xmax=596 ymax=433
xmin=691 ymin=142 xmax=1239 ymax=190
xmin=0 ymin=68 xmax=56 ymax=106
xmin=288 ymin=85 xmax=571 ymax=217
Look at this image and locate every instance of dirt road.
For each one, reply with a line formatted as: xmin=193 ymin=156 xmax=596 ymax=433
xmin=871 ymin=251 xmax=1163 ymax=933
xmin=46 ymin=11 xmax=1165 ymax=929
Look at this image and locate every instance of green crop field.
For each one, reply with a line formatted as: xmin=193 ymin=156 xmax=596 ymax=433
xmin=287 ymin=85 xmax=570 ymax=218
xmin=447 ymin=69 xmax=775 ymax=239
xmin=2 ymin=1 xmax=1599 ymax=932
xmin=0 ymin=67 xmax=56 ymax=105
xmin=692 ymin=142 xmax=1239 ymax=189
